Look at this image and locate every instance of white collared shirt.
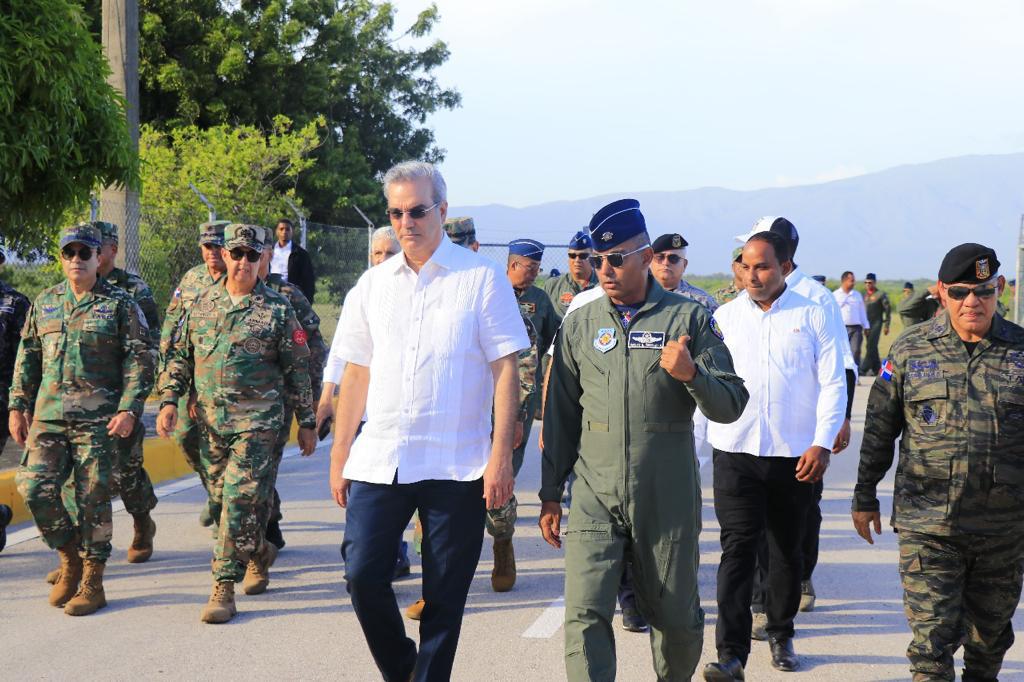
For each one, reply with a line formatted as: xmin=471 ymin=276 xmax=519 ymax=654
xmin=787 ymin=268 xmax=856 ymax=371
xmin=332 ymin=235 xmax=530 ymax=484
xmin=833 ymin=287 xmax=870 ymax=329
xmin=707 ymin=287 xmax=846 ymax=457
xmin=271 ymin=240 xmax=292 ymax=277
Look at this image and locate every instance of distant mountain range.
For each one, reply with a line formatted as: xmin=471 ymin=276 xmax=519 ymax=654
xmin=449 ymin=153 xmax=1024 ymax=279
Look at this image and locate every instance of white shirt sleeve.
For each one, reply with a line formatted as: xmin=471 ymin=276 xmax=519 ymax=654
xmin=859 ymin=294 xmax=871 ymax=330
xmin=331 ymin=271 xmax=373 ymax=367
xmin=478 ymin=266 xmax=530 ymax=362
xmin=810 ymin=306 xmax=847 ymax=449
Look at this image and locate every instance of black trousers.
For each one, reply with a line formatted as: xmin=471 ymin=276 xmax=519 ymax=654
xmin=859 ymin=322 xmax=884 ymax=376
xmin=341 ymin=477 xmax=485 ymax=682
xmin=713 ymin=450 xmax=815 ymax=664
xmin=751 ymin=478 xmax=823 ymax=611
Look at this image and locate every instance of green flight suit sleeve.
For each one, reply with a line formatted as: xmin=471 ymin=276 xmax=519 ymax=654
xmin=539 ymin=324 xmax=583 ymax=503
xmin=684 ymin=308 xmax=749 ymax=424
xmin=897 ymin=288 xmax=937 ymax=322
xmin=881 ymin=292 xmax=891 ymax=327
xmin=8 ymin=302 xmax=40 ymax=413
xmin=853 ymin=343 xmax=906 ymax=513
xmin=279 ymin=308 xmax=316 ymax=429
xmin=117 ymin=299 xmax=157 ymax=417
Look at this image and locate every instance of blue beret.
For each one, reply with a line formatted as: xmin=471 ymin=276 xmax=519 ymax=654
xmin=568 ymin=230 xmax=592 ymax=250
xmin=588 ymin=198 xmax=647 ymax=251
xmin=509 ymin=239 xmax=545 ymax=261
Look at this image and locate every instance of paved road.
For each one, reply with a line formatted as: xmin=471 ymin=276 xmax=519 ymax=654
xmin=4 ymin=385 xmax=1024 ymax=680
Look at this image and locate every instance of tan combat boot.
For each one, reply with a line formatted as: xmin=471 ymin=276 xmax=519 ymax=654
xmin=405 ymin=599 xmax=425 ymax=621
xmin=48 ymin=542 xmax=83 ymax=607
xmin=45 ymin=566 xmax=62 ymax=585
xmin=64 ymin=560 xmax=107 ymax=615
xmin=200 ymin=581 xmax=237 ymax=624
xmin=491 ymin=538 xmax=517 ymax=592
xmin=241 ymin=543 xmax=278 ymax=595
xmin=126 ymin=513 xmax=156 ymax=564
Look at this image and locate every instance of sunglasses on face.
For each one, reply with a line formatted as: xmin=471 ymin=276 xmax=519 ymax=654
xmin=60 ymin=245 xmax=94 ymax=261
xmin=567 ymin=252 xmax=591 ymax=260
xmin=228 ymin=248 xmax=261 ymax=262
xmin=653 ymin=253 xmax=683 ymax=265
xmin=589 ymin=244 xmax=650 ymax=270
xmin=386 ymin=203 xmax=439 ymax=221
xmin=515 ymin=261 xmax=541 ymax=274
xmin=946 ymin=284 xmax=997 ymax=301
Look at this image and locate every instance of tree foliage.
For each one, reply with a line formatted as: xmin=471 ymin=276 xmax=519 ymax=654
xmin=127 ymin=0 xmax=459 ymax=223
xmin=138 ymin=115 xmax=323 ymax=306
xmin=1 ymin=0 xmax=139 ymax=254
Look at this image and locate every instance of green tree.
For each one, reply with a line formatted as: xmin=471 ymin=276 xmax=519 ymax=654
xmin=138 ymin=115 xmax=322 ymax=307
xmin=1 ymin=0 xmax=138 ymax=254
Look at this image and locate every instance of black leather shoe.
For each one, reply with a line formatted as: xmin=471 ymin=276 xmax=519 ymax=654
xmin=769 ymin=637 xmax=799 ymax=672
xmin=702 ymin=656 xmax=745 ymax=681
xmin=621 ymin=607 xmax=648 ymax=632
xmin=0 ymin=504 xmax=12 ymax=553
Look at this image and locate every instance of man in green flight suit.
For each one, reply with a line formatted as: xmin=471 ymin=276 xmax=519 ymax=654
xmin=157 ymin=223 xmax=317 ymax=623
xmin=898 ymin=281 xmax=942 ymax=328
xmin=859 ymin=272 xmax=891 ymax=376
xmin=160 ymin=220 xmax=229 ymax=522
xmin=540 ymin=198 xmax=749 ymax=681
xmin=853 ymin=243 xmax=1024 ymax=682
xmin=542 ymin=230 xmax=598 ymax=317
xmin=11 ymin=223 xmax=155 ymax=616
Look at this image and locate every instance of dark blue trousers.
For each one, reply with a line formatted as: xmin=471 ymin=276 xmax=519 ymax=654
xmin=342 ymin=477 xmax=485 ymax=682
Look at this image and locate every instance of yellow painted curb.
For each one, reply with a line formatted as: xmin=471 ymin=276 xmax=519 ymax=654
xmin=1 ymin=419 xmax=301 ymax=527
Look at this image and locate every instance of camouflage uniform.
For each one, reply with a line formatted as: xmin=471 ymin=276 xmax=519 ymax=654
xmin=262 ymin=271 xmax=326 ymax=538
xmin=713 ymin=282 xmax=741 ymax=306
xmin=160 ymin=231 xmax=315 ymax=582
xmin=12 ymin=252 xmax=155 ymax=563
xmin=0 ymin=277 xmax=31 ymax=454
xmin=160 ymin=221 xmax=228 ymax=489
xmin=514 ymin=284 xmax=559 ymax=451
xmin=674 ymin=279 xmax=719 ymax=312
xmin=854 ymin=311 xmax=1024 ymax=681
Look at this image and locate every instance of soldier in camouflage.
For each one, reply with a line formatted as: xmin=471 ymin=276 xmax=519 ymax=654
xmin=160 ymin=220 xmax=229 ymax=522
xmin=649 ymin=232 xmax=719 ymax=311
xmin=157 ymin=223 xmax=317 ymax=624
xmin=541 ymin=230 xmax=598 ymax=316
xmin=10 ymin=223 xmax=154 ymax=616
xmin=256 ymin=228 xmax=327 ymax=559
xmin=853 ymin=243 xmax=1024 ymax=682
xmin=0 ymin=245 xmax=30 ymax=552
xmin=712 ymin=247 xmax=744 ymax=306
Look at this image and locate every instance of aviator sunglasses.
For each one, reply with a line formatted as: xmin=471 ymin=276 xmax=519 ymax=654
xmin=589 ymin=244 xmax=650 ymax=269
xmin=567 ymin=252 xmax=591 ymax=260
xmin=60 ymin=245 xmax=94 ymax=261
xmin=653 ymin=253 xmax=683 ymax=265
xmin=228 ymin=248 xmax=261 ymax=263
xmin=386 ymin=203 xmax=439 ymax=221
xmin=946 ymin=284 xmax=997 ymax=301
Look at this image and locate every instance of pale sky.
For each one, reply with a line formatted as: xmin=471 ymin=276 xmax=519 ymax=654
xmin=390 ymin=0 xmax=1024 ymax=207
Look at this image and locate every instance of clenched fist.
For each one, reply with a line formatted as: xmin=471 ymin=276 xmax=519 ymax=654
xmin=660 ymin=335 xmax=697 ymax=382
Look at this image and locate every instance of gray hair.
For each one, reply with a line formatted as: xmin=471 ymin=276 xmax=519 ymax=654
xmin=371 ymin=226 xmax=398 ymax=245
xmin=381 ymin=160 xmax=447 ymax=204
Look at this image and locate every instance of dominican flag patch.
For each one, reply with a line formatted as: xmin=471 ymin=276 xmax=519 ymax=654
xmin=879 ymin=358 xmax=894 ymax=382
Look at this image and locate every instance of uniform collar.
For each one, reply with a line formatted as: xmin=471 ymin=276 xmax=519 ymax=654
xmin=927 ymin=311 xmax=1023 ymax=346
xmin=601 ymin=274 xmax=666 ymax=317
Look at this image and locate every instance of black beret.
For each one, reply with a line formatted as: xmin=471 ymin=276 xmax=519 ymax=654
xmin=903 ymin=281 xmax=914 ymax=289
xmin=651 ymin=233 xmax=688 ymax=252
xmin=865 ymin=273 xmax=877 ymax=281
xmin=938 ymin=243 xmax=1000 ymax=284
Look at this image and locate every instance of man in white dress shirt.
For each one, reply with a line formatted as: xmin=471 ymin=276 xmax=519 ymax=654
xmin=703 ymin=231 xmax=846 ymax=681
xmin=833 ymin=270 xmax=870 ymax=368
xmin=328 ymin=161 xmax=530 ymax=682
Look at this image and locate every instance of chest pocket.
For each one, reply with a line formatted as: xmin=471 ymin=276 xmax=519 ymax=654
xmin=38 ymin=318 xmax=64 ymax=361
xmin=776 ymin=327 xmax=816 ymax=368
xmin=905 ymin=380 xmax=949 ymax=440
xmin=997 ymin=387 xmax=1024 ymax=443
xmin=642 ymin=354 xmax=691 ymax=432
xmin=578 ymin=349 xmax=610 ymax=430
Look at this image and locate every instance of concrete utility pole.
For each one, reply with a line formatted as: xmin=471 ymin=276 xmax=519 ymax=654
xmin=101 ymin=0 xmax=140 ymax=270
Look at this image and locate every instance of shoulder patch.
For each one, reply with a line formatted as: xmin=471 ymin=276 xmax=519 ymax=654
xmin=879 ymin=358 xmax=895 ymax=382
xmin=593 ymin=327 xmax=617 ymax=353
xmin=293 ymin=329 xmax=308 ymax=346
xmin=709 ymin=316 xmax=724 ymax=340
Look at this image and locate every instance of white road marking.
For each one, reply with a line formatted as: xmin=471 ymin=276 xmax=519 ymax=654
xmin=5 ymin=436 xmax=332 ymax=548
xmin=522 ymin=596 xmax=565 ymax=638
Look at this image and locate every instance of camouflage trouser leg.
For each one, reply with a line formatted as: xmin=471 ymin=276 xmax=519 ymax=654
xmin=486 ymin=495 xmax=518 ymax=540
xmin=899 ymin=531 xmax=1024 ymax=682
xmin=204 ymin=428 xmax=275 ymax=582
xmin=256 ymin=416 xmax=291 ymax=534
xmin=15 ymin=420 xmax=114 ymax=562
xmin=174 ymin=394 xmax=209 ymax=489
xmin=112 ymin=420 xmax=157 ymax=515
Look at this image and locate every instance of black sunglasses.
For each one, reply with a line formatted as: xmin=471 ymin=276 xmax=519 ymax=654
xmin=386 ymin=203 xmax=439 ymax=221
xmin=653 ymin=253 xmax=683 ymax=265
xmin=228 ymin=248 xmax=261 ymax=262
xmin=946 ymin=284 xmax=997 ymax=301
xmin=589 ymin=244 xmax=650 ymax=269
xmin=567 ymin=252 xmax=590 ymax=260
xmin=60 ymin=245 xmax=94 ymax=261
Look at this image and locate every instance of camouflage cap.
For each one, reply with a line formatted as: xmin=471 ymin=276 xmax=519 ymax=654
xmin=224 ymin=223 xmax=266 ymax=253
xmin=444 ymin=217 xmax=476 ymax=246
xmin=198 ymin=220 xmax=231 ymax=247
xmin=732 ymin=246 xmax=743 ymax=263
xmin=94 ymin=221 xmax=119 ymax=243
xmin=59 ymin=223 xmax=102 ymax=249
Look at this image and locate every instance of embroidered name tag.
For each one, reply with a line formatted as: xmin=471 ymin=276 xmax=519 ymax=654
xmin=627 ymin=330 xmax=665 ymax=349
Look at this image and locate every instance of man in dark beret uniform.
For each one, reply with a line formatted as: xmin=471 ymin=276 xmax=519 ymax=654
xmin=649 ymin=233 xmax=718 ymax=311
xmin=853 ymin=243 xmax=1024 ymax=682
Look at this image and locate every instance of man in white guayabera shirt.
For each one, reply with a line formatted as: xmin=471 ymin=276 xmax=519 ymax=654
xmin=328 ymin=161 xmax=529 ymax=682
